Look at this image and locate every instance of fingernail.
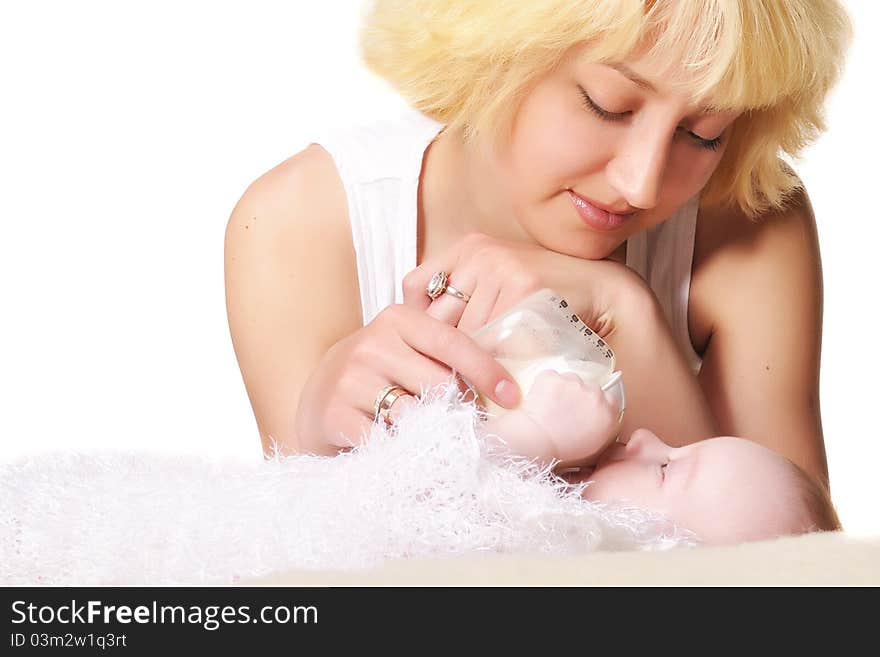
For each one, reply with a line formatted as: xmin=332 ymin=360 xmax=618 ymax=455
xmin=494 ymin=379 xmax=520 ymax=408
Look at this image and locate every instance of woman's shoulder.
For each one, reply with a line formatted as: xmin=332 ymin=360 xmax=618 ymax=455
xmin=692 ymin=186 xmax=819 ymax=280
xmin=696 ymin=184 xmax=814 ymax=249
xmin=243 ymin=144 xmax=349 ymax=232
xmin=227 ymin=144 xmax=360 ymax=310
xmin=689 ymin=186 xmax=821 ymax=346
xmin=231 ymin=146 xmax=353 ymax=264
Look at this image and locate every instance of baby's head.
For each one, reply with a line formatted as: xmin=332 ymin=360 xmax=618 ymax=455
xmin=580 ymin=429 xmax=840 ymax=545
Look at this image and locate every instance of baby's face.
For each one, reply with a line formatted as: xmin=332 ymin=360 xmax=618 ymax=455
xmin=579 ymin=430 xmax=812 ymax=545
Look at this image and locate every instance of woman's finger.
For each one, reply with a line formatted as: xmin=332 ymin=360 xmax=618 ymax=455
xmin=402 ymin=261 xmax=455 ymax=312
xmin=380 ymin=337 xmax=474 ymax=408
xmin=423 ymin=262 xmax=486 ymax=326
xmin=383 ymin=304 xmax=521 ymax=408
xmin=422 ymin=265 xmax=503 ymax=335
xmin=456 ymin=281 xmax=501 ymax=336
xmin=325 ymin=407 xmax=376 ymax=449
xmin=491 ymin=282 xmax=539 ymax=327
xmin=352 ymin=336 xmax=468 ymax=424
xmin=401 ymin=234 xmax=489 ymax=310
xmin=345 ymin=366 xmax=422 ymax=430
xmin=424 ymin=275 xmax=474 ymax=325
xmin=333 ymin=372 xmax=421 ymax=447
xmin=383 ymin=393 xmax=419 ymax=424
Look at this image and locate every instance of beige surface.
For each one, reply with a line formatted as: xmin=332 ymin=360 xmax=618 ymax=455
xmin=246 ymin=531 xmax=880 ymax=586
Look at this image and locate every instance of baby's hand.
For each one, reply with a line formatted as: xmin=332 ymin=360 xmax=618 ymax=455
xmin=519 ymin=370 xmax=620 ymax=464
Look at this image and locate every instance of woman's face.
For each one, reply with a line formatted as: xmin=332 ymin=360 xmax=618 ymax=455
xmin=486 ymin=49 xmax=740 ymax=259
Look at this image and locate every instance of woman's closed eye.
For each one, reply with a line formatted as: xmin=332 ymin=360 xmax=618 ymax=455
xmin=579 ymin=87 xmax=629 ymax=122
xmin=578 ymin=87 xmax=724 ymax=151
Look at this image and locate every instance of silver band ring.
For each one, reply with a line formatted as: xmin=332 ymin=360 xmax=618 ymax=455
xmin=373 ymin=384 xmax=412 ymax=425
xmin=426 ymin=271 xmax=471 ymax=303
xmin=443 ymin=283 xmax=471 ymax=303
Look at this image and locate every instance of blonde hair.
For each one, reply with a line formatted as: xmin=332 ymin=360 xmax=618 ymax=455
xmin=360 ymin=0 xmax=852 ymax=218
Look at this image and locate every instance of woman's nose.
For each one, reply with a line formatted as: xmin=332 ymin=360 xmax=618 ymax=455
xmin=605 ymin=130 xmax=671 ymax=210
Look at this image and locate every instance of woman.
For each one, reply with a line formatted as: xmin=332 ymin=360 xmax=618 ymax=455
xmin=224 ymin=0 xmax=850 ymax=487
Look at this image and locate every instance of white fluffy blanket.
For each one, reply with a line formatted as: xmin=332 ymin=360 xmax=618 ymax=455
xmin=0 ymin=385 xmax=694 ymax=585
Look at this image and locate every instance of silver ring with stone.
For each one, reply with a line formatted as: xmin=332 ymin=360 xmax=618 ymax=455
xmin=426 ymin=271 xmax=449 ymax=300
xmin=426 ymin=271 xmax=471 ymax=303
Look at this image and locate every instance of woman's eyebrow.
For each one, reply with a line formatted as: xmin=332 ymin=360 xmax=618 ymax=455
xmin=606 ymin=62 xmax=657 ymax=93
xmin=605 ymin=62 xmax=734 ymax=119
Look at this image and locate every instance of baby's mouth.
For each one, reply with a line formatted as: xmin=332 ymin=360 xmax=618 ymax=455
xmin=596 ymin=442 xmax=628 ymax=468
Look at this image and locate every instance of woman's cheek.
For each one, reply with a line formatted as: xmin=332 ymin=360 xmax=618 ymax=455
xmin=510 ymin=105 xmax=607 ymax=196
xmin=668 ymin=144 xmax=726 ymax=196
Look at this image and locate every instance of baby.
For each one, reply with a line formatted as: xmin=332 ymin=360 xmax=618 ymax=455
xmin=480 ymin=370 xmax=840 ymax=546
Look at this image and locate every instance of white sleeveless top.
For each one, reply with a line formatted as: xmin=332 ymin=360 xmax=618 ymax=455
xmin=312 ymin=108 xmax=703 ymax=372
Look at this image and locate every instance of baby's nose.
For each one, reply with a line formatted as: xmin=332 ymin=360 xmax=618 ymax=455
xmin=625 ymin=428 xmax=667 ymax=459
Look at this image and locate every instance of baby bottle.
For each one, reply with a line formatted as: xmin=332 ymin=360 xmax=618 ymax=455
xmin=469 ymin=288 xmax=625 ymax=420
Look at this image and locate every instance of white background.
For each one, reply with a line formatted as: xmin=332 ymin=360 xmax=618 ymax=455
xmin=1 ymin=1 xmax=877 ymax=535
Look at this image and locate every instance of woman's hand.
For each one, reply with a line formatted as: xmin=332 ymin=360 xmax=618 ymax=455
xmin=403 ymin=231 xmax=717 ymax=445
xmin=293 ymin=303 xmax=523 ymax=456
xmin=403 ymin=232 xmax=651 ymax=338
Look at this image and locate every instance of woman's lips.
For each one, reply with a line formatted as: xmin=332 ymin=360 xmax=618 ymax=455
xmin=567 ymin=190 xmax=637 ymax=232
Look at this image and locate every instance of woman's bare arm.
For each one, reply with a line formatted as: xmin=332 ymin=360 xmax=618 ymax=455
xmin=224 ymin=145 xmax=363 ymax=456
xmin=690 ymin=187 xmax=828 ymax=485
xmin=607 ymin=279 xmax=719 ymax=447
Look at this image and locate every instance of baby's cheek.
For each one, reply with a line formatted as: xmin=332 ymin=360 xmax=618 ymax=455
xmin=579 ymin=477 xmax=611 ymax=502
xmin=581 ymin=465 xmax=658 ymax=508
